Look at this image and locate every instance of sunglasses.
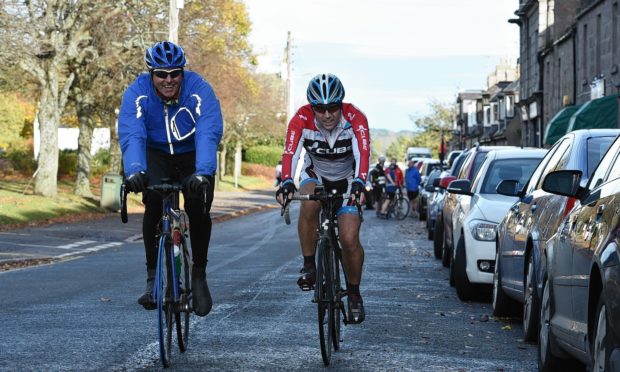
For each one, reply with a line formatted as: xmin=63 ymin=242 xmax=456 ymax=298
xmin=312 ymin=103 xmax=341 ymax=114
xmin=151 ymin=68 xmax=184 ymax=79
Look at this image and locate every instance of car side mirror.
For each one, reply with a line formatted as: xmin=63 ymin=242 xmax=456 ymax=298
xmin=432 ymin=178 xmax=441 ymax=187
xmin=438 ymin=176 xmax=456 ymax=189
xmin=542 ymin=170 xmax=583 ymax=197
xmin=496 ymin=180 xmax=520 ymax=197
xmin=447 ymin=179 xmax=472 ymax=196
xmin=424 ymin=184 xmax=435 ymax=192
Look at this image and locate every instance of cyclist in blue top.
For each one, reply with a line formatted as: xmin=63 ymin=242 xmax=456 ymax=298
xmin=405 ymin=159 xmax=422 ymax=217
xmin=118 ymin=41 xmax=223 ymax=317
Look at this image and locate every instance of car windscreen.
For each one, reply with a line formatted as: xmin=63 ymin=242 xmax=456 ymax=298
xmin=425 ymin=163 xmax=441 ymax=176
xmin=587 ymin=136 xmax=616 ymax=177
xmin=470 ymin=152 xmax=488 ymax=180
xmin=480 ymin=158 xmax=541 ymax=194
xmin=450 ymin=153 xmax=467 ymax=176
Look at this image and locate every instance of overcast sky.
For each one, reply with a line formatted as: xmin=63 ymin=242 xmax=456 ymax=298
xmin=242 ymin=0 xmax=519 ymax=132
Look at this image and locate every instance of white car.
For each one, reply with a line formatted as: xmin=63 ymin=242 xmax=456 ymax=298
xmin=447 ymin=148 xmax=547 ymax=301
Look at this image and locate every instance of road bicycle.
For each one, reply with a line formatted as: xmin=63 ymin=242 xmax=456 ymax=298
xmin=121 ymin=180 xmax=192 ymax=368
xmin=283 ymin=186 xmax=362 ymax=366
xmin=377 ymin=187 xmax=410 ymax=220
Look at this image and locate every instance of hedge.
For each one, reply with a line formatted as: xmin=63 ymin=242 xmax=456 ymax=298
xmin=244 ymin=145 xmax=282 ymax=166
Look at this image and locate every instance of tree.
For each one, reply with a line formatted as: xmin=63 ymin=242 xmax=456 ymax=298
xmin=408 ymin=100 xmax=456 ymax=158
xmin=0 ymin=1 xmax=128 ymax=197
xmin=68 ymin=1 xmax=162 ymax=196
xmin=179 ymin=0 xmax=285 ymax=175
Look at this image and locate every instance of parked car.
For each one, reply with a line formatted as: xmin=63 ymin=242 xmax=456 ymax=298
xmin=447 ymin=148 xmax=546 ymax=300
xmin=441 ymin=145 xmax=513 ymax=278
xmin=537 ymin=134 xmax=620 ymax=371
xmin=422 ymin=168 xmax=443 ymax=239
xmin=434 ymin=150 xmax=469 ymax=265
xmin=493 ymin=129 xmax=619 ymax=342
xmin=417 ymin=160 xmax=442 ymax=221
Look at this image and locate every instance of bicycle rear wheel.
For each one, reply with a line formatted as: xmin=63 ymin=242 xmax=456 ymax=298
xmin=176 ymin=235 xmax=191 ymax=352
xmin=316 ymin=238 xmax=334 ymax=366
xmin=156 ymin=235 xmax=173 ymax=368
xmin=393 ymin=196 xmax=410 ymax=220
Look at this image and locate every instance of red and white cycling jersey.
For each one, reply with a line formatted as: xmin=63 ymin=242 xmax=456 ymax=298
xmin=281 ymin=103 xmax=371 ymax=183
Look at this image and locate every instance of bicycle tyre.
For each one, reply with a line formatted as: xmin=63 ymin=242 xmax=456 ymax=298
xmin=331 ymin=247 xmax=343 ymax=351
xmin=177 ymin=234 xmax=191 ymax=352
xmin=316 ymin=238 xmax=333 ymax=366
xmin=394 ymin=196 xmax=410 ymax=220
xmin=156 ymin=235 xmax=172 ymax=368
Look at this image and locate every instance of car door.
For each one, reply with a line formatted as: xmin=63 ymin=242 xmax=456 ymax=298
xmin=505 ymin=140 xmax=570 ymax=286
xmin=568 ymin=138 xmax=620 ymax=351
xmin=499 ymin=144 xmax=557 ymax=290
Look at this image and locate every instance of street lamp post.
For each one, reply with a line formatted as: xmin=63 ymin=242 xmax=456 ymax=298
xmin=169 ymin=0 xmax=184 ymax=43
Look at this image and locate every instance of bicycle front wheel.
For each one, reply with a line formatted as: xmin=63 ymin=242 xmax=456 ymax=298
xmin=156 ymin=235 xmax=173 ymax=368
xmin=316 ymin=238 xmax=334 ymax=366
xmin=394 ymin=196 xmax=410 ymax=220
xmin=331 ymin=246 xmax=344 ymax=351
xmin=177 ymin=234 xmax=191 ymax=352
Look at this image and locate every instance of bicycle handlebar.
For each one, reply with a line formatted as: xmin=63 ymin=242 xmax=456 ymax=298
xmin=120 ymin=182 xmax=209 ymax=223
xmin=289 ymin=193 xmax=352 ymax=201
xmin=281 ymin=192 xmax=363 ymax=224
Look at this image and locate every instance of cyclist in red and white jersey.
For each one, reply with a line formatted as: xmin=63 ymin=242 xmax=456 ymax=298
xmin=276 ymin=73 xmax=370 ymax=324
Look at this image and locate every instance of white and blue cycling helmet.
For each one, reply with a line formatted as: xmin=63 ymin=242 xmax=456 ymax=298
xmin=306 ymin=73 xmax=345 ymax=105
xmin=144 ymin=41 xmax=187 ymax=69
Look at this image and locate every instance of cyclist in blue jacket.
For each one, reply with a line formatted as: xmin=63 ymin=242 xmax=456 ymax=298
xmin=118 ymin=41 xmax=223 ymax=317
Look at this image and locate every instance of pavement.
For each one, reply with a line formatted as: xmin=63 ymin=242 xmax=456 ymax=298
xmin=0 ymin=188 xmax=280 ymax=268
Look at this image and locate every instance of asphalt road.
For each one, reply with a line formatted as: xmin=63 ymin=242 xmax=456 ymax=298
xmin=0 ymin=205 xmax=539 ymax=371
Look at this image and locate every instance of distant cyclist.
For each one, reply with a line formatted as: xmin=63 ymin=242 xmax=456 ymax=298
xmin=405 ymin=159 xmax=422 ymax=218
xmin=118 ymin=41 xmax=223 ymax=317
xmin=368 ymin=156 xmax=386 ymax=210
xmin=379 ymin=158 xmax=404 ymax=218
xmin=276 ymin=73 xmax=371 ymax=324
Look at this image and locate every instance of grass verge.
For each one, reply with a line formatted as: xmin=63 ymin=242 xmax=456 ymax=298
xmin=0 ymin=171 xmax=273 ymax=229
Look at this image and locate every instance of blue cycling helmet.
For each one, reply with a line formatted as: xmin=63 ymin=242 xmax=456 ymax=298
xmin=144 ymin=41 xmax=187 ymax=69
xmin=306 ymin=73 xmax=345 ymax=105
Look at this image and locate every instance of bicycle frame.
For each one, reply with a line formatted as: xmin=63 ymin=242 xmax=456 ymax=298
xmin=284 ymin=188 xmax=362 ymax=365
xmin=120 ymin=182 xmax=191 ymax=367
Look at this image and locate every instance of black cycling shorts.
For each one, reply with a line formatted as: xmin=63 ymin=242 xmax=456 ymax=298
xmin=407 ymin=191 xmax=419 ymax=200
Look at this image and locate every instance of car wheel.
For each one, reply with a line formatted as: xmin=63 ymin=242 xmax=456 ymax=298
xmin=523 ymin=252 xmax=540 ymax=342
xmin=441 ymin=223 xmax=451 ymax=268
xmin=591 ymin=294 xmax=612 ymax=371
xmin=427 ymin=216 xmax=434 ymax=240
xmin=538 ymin=278 xmax=564 ymax=371
xmin=492 ymin=249 xmax=520 ymax=317
xmin=434 ymin=216 xmax=444 ymax=260
xmin=454 ymin=235 xmax=473 ymax=301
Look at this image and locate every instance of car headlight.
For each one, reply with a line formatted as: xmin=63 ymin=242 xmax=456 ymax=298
xmin=469 ymin=220 xmax=498 ymax=241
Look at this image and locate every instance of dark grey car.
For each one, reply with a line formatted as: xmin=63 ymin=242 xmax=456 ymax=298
xmin=538 ymin=134 xmax=620 ymax=370
xmin=493 ymin=129 xmax=619 ymax=343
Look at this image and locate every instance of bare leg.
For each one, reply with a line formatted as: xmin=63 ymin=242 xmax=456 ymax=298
xmin=298 ymin=182 xmax=320 ymax=257
xmin=338 ymin=213 xmax=364 ymax=285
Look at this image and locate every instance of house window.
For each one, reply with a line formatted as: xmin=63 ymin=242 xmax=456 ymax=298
xmin=506 ymin=96 xmax=515 ymax=118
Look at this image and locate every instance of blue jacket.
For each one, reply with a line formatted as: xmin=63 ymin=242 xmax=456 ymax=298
xmin=405 ymin=166 xmax=421 ymax=191
xmin=118 ymin=71 xmax=223 ymax=176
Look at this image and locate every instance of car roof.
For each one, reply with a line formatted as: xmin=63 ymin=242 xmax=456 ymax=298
xmin=486 ymin=148 xmax=548 ymax=160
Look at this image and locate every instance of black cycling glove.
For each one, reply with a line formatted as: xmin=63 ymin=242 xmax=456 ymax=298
xmin=126 ymin=171 xmax=148 ymax=193
xmin=186 ymin=174 xmax=213 ymax=194
xmin=350 ymin=178 xmax=365 ymax=199
xmin=276 ymin=179 xmax=297 ymax=205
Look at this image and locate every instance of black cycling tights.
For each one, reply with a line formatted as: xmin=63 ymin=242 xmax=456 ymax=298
xmin=143 ymin=184 xmax=214 ymax=272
